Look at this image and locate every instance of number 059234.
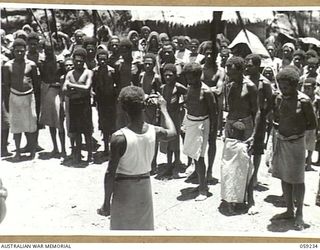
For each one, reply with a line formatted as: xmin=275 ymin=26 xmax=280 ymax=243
xmin=300 ymin=244 xmax=318 ymax=248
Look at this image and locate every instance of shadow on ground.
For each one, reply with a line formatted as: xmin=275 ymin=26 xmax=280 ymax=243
xmin=93 ymin=151 xmax=109 ymax=164
xmin=177 ymin=187 xmax=213 ymax=201
xmin=267 ymin=218 xmax=311 ymax=232
xmin=60 ymin=157 xmax=89 ymax=168
xmin=3 ymin=154 xmax=33 ymax=163
xmin=38 ymin=151 xmax=62 ymax=160
xmin=264 ymin=195 xmax=286 ymax=207
xmin=218 ymin=201 xmax=248 ymax=216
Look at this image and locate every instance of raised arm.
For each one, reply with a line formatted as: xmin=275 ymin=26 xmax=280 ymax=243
xmin=155 ymin=95 xmax=177 ymax=141
xmin=210 ymin=68 xmax=225 ymax=96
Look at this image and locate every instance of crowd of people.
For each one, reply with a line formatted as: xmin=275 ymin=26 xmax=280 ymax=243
xmin=1 ymin=17 xmax=320 ymax=230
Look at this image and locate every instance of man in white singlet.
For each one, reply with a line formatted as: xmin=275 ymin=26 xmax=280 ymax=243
xmin=97 ymin=86 xmax=176 ymax=230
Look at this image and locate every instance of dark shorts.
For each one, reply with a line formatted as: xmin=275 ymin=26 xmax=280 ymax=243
xmin=69 ymin=97 xmax=92 ymax=134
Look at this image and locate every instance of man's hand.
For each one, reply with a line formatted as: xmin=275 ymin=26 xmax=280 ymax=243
xmin=158 ymin=94 xmax=168 ymax=112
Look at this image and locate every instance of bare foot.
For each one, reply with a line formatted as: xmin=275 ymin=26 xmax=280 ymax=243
xmin=12 ymin=153 xmax=21 ymax=162
xmin=270 ymin=211 xmax=294 ymax=221
xmin=294 ymin=215 xmax=305 ymax=231
xmin=305 ymin=165 xmax=316 ymax=171
xmin=97 ymin=207 xmax=110 ymax=217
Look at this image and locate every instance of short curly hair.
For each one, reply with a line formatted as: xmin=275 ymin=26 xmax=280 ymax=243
xmin=226 ymin=56 xmax=245 ymax=71
xmin=183 ymin=62 xmax=202 ymax=77
xmin=276 ymin=67 xmax=300 ymax=87
xmin=163 ymin=63 xmax=177 ymax=75
xmin=143 ymin=53 xmax=157 ymax=64
xmin=13 ymin=38 xmax=26 ymax=48
xmin=293 ymin=49 xmax=306 ymax=59
xmin=83 ymin=36 xmax=97 ymax=48
xmin=307 ymin=57 xmax=319 ymax=65
xmin=119 ymin=38 xmax=133 ymax=50
xmin=118 ymin=86 xmax=145 ymax=116
xmin=73 ymin=48 xmax=87 ymax=59
xmin=245 ymin=54 xmax=261 ymax=67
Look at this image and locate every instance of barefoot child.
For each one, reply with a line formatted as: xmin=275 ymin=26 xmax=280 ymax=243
xmin=271 ymin=67 xmax=317 ymax=230
xmin=97 ymin=86 xmax=176 ymax=230
xmin=160 ymin=64 xmax=187 ymax=177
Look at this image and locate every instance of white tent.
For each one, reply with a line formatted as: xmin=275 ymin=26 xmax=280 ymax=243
xmin=228 ymin=29 xmax=270 ymax=58
xmin=299 ymin=37 xmax=320 ymax=48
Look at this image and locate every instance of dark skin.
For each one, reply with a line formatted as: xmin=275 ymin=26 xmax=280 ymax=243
xmin=98 ymin=95 xmax=176 ymax=216
xmin=40 ymin=44 xmax=66 ymax=157
xmin=271 ymin=80 xmax=317 ymax=230
xmin=3 ymin=45 xmax=38 ymax=160
xmin=185 ymin=71 xmax=217 ymax=200
xmin=225 ymin=63 xmax=258 ymax=213
xmin=63 ymin=55 xmax=93 ymax=163
xmin=245 ymin=58 xmax=273 ymax=187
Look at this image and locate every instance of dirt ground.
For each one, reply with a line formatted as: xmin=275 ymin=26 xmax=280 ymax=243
xmin=0 ymin=110 xmax=320 ymax=238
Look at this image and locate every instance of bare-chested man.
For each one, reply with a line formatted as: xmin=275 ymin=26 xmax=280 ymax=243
xmin=39 ymin=40 xmax=66 ymax=158
xmin=222 ymin=56 xmax=258 ymax=213
xmin=183 ymin=62 xmax=217 ymax=201
xmin=201 ymin=42 xmax=225 ymax=181
xmin=271 ymin=67 xmax=317 ymax=230
xmin=139 ymin=53 xmax=162 ymax=173
xmin=63 ymin=48 xmax=93 ymax=164
xmin=245 ymin=54 xmax=273 ymax=187
xmin=3 ymin=38 xmax=38 ymax=160
xmin=92 ymin=49 xmax=117 ymax=157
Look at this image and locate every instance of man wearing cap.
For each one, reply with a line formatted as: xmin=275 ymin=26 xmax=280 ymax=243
xmin=3 ymin=38 xmax=38 ymax=160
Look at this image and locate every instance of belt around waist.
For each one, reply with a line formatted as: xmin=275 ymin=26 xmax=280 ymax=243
xmin=115 ymin=174 xmax=150 ymax=181
xmin=10 ymin=88 xmax=33 ymax=96
xmin=186 ymin=114 xmax=209 ymax=122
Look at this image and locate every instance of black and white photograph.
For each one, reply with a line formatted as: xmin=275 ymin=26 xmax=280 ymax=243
xmin=0 ymin=3 xmax=319 ymax=237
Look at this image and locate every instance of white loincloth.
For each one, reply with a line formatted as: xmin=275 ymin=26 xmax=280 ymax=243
xmin=220 ymin=138 xmax=253 ymax=203
xmin=183 ymin=114 xmax=210 ymax=161
xmin=9 ymin=88 xmax=37 ymax=134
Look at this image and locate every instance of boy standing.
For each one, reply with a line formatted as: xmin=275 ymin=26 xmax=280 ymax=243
xmin=63 ymin=48 xmax=93 ymax=164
